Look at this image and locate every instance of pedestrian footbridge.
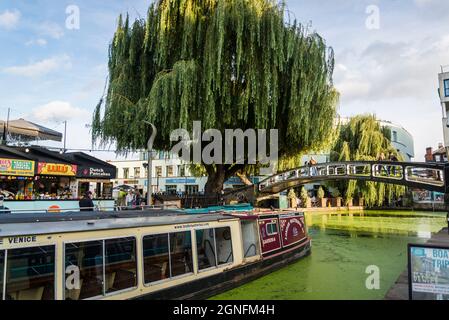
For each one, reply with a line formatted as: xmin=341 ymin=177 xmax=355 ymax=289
xmin=258 ymin=161 xmax=449 ymax=195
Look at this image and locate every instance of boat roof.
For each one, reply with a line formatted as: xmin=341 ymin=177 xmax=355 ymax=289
xmin=0 ymin=210 xmax=237 ymax=237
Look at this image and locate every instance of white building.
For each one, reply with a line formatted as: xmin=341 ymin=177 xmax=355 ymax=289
xmin=338 ymin=117 xmax=415 ymax=162
xmin=109 ymin=152 xmax=207 ymax=194
xmin=378 ymin=120 xmax=415 ymax=162
xmin=109 ymin=152 xmax=258 ymax=195
xmin=438 ymin=65 xmax=449 ymax=158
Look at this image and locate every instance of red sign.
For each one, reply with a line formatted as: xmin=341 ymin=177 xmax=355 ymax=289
xmin=279 ymin=214 xmax=306 ymax=248
xmin=258 ymin=217 xmax=281 ymax=256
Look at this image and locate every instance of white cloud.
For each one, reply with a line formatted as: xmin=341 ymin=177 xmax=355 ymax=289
xmin=38 ymin=21 xmax=64 ymax=39
xmin=3 ymin=55 xmax=72 ymax=77
xmin=25 ymin=38 xmax=48 ymax=47
xmin=0 ymin=9 xmax=20 ymax=30
xmin=31 ymin=101 xmax=90 ymax=122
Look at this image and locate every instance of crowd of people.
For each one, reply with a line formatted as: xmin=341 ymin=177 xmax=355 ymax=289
xmin=117 ymin=188 xmax=144 ymax=208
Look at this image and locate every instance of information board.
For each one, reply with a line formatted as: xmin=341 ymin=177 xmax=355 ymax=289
xmin=408 ymin=243 xmax=449 ymax=300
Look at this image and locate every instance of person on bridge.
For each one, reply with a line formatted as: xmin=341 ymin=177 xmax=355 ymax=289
xmin=309 ymin=157 xmax=318 ymax=176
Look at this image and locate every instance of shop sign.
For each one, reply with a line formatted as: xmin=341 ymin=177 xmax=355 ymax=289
xmin=78 ymin=166 xmax=116 ymax=179
xmin=0 ymin=158 xmax=35 ymax=176
xmin=38 ymin=162 xmax=77 ymax=176
xmin=409 ymin=244 xmax=449 ymax=300
xmin=166 ymin=178 xmax=196 ymax=184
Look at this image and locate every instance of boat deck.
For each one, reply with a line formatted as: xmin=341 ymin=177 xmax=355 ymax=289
xmin=384 ymin=227 xmax=449 ymax=300
xmin=0 ymin=209 xmax=237 ymax=237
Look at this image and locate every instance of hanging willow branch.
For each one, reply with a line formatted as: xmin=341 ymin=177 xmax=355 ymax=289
xmin=330 ymin=114 xmax=405 ymax=207
xmin=92 ymin=0 xmax=339 ymax=191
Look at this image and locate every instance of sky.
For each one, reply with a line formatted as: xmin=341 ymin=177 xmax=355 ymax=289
xmin=0 ymin=0 xmax=448 ymax=162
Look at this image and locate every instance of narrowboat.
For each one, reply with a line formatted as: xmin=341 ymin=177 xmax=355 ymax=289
xmin=0 ymin=208 xmax=311 ymax=300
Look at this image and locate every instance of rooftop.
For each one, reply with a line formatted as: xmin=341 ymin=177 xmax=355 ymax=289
xmin=0 ymin=210 xmax=237 ymax=237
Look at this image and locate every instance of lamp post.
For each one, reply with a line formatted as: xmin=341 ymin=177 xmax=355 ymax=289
xmin=144 ymin=121 xmax=157 ymax=207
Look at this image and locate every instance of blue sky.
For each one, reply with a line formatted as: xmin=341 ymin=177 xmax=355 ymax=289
xmin=0 ymin=0 xmax=448 ymax=161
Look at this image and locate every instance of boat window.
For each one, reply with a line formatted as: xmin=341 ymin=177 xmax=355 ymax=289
xmin=196 ymin=229 xmax=217 ymax=270
xmin=143 ymin=234 xmax=170 ymax=283
xmin=241 ymin=220 xmax=260 ymax=258
xmin=65 ymin=240 xmax=103 ymax=300
xmin=5 ymin=246 xmax=55 ymax=300
xmin=169 ymin=231 xmax=193 ymax=277
xmin=215 ymin=227 xmax=233 ymax=265
xmin=0 ymin=250 xmax=4 ymax=299
xmin=105 ymin=237 xmax=137 ymax=294
xmin=266 ymin=222 xmax=278 ymax=235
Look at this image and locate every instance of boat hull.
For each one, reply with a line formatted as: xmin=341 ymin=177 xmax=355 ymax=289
xmin=135 ymin=238 xmax=311 ymax=300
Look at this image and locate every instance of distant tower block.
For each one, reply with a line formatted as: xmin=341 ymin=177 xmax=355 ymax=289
xmin=438 ymin=65 xmax=449 ymax=158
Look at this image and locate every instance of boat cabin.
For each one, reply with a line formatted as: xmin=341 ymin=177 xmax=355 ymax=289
xmin=0 ymin=209 xmax=310 ymax=300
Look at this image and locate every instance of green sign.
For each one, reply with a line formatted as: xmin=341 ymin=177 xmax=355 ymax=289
xmin=0 ymin=158 xmax=35 ymax=176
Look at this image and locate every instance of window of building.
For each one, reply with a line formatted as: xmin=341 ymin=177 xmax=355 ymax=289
xmin=392 ymin=131 xmax=398 ymax=142
xmin=134 ymin=167 xmax=141 ymax=178
xmin=165 ymin=185 xmax=177 ymax=193
xmin=5 ymin=245 xmax=56 ymax=300
xmin=155 ymin=166 xmax=162 ymax=177
xmin=64 ymin=237 xmax=137 ymax=300
xmin=444 ymin=79 xmax=449 ymax=97
xmin=142 ymin=232 xmax=193 ymax=284
xmin=178 ymin=165 xmax=185 ymax=177
xmin=167 ymin=166 xmax=174 ymax=177
xmin=123 ymin=168 xmax=129 ymax=179
xmin=185 ymin=185 xmax=199 ymax=195
xmin=435 ymin=155 xmax=441 ymax=162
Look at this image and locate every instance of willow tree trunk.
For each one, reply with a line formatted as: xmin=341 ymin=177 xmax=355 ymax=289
xmin=204 ymin=165 xmax=227 ymax=194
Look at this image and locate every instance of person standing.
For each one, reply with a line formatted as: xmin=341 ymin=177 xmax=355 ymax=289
xmin=79 ymin=191 xmax=94 ymax=212
xmin=126 ymin=190 xmax=135 ymax=208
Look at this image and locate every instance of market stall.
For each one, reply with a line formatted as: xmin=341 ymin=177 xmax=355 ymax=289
xmin=0 ymin=146 xmax=36 ymax=200
xmin=65 ymin=152 xmax=116 ymax=199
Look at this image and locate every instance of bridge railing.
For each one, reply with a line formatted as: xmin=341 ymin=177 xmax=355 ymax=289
xmin=258 ymin=161 xmax=446 ymax=192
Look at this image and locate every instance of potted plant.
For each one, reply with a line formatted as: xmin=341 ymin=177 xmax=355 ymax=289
xmin=317 ymin=186 xmax=327 ymax=208
xmin=300 ymin=187 xmax=311 ymax=208
xmin=287 ymin=188 xmax=297 ymax=208
xmin=345 ymin=196 xmax=353 ymax=207
xmin=331 ymin=189 xmax=342 ymax=207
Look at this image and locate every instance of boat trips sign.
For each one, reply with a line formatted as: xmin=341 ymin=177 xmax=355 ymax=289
xmin=408 ymin=244 xmax=449 ymax=300
xmin=0 ymin=158 xmax=35 ymax=176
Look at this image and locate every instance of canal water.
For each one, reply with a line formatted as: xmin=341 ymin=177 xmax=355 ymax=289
xmin=211 ymin=210 xmax=447 ymax=300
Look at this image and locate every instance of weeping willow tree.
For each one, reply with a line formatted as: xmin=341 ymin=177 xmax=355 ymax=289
xmin=330 ymin=115 xmax=405 ymax=206
xmin=92 ymin=0 xmax=338 ymax=193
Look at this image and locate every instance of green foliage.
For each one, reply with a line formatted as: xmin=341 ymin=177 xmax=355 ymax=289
xmin=287 ymin=188 xmax=296 ymax=200
xmin=92 ymin=0 xmax=338 ymax=191
xmin=330 ymin=114 xmax=405 ymax=206
xmin=331 ymin=188 xmax=341 ymax=198
xmin=300 ymin=186 xmax=309 ymax=205
xmin=317 ymin=186 xmax=325 ymax=199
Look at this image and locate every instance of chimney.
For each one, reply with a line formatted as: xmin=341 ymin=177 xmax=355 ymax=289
xmin=425 ymin=147 xmax=433 ymax=162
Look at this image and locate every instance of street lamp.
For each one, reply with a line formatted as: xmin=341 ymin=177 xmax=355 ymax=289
xmin=143 ymin=121 xmax=157 ymax=207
